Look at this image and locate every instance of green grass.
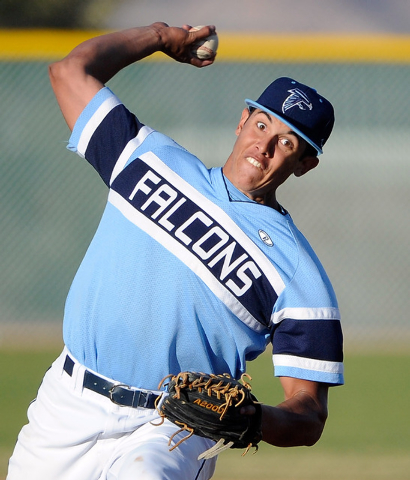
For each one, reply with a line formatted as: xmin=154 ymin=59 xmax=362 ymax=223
xmin=212 ymin=351 xmax=410 ymax=480
xmin=245 ymin=352 xmax=410 ymax=454
xmin=0 ymin=349 xmax=60 ymax=449
xmin=1 ymin=349 xmax=409 ymax=479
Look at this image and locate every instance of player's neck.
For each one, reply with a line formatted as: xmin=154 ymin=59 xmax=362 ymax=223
xmin=253 ymin=191 xmax=280 ymax=211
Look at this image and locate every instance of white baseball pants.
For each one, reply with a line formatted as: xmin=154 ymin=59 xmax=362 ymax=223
xmin=6 ymin=348 xmax=217 ymax=480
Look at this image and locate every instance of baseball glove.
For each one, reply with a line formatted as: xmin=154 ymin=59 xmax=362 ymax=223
xmin=156 ymin=371 xmax=262 ymax=459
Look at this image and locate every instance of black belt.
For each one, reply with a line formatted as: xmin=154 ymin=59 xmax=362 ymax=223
xmin=63 ymin=355 xmax=159 ymax=409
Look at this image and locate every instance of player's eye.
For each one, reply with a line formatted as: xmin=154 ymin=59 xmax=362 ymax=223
xmin=256 ymin=121 xmax=267 ymax=131
xmin=279 ymin=137 xmax=294 ymax=150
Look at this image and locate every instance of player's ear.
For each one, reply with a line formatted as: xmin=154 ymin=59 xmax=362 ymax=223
xmin=235 ymin=108 xmax=251 ymax=135
xmin=294 ymin=156 xmax=319 ymax=177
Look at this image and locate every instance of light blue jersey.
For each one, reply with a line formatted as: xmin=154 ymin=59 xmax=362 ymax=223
xmin=65 ymin=87 xmax=343 ymax=390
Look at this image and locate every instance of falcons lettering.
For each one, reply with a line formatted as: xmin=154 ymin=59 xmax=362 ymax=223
xmin=127 ymin=168 xmax=262 ymax=297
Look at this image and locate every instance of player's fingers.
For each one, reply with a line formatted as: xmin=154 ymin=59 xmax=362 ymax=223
xmin=189 ymin=25 xmax=216 ymax=40
xmin=189 ymin=56 xmax=215 ymax=68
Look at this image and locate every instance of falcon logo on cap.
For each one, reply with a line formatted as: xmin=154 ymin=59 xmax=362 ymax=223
xmin=282 ymin=88 xmax=313 ymax=114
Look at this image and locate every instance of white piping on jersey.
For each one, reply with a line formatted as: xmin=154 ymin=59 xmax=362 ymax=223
xmin=138 ymin=151 xmax=286 ymax=298
xmin=75 ymin=96 xmax=286 ymax=303
xmin=271 ymin=306 xmax=340 ymax=325
xmin=77 ymin=95 xmax=121 ymax=157
xmin=109 ymin=126 xmax=154 ymax=186
xmin=273 ymin=353 xmax=344 ymax=375
xmin=108 ymin=189 xmax=267 ymax=333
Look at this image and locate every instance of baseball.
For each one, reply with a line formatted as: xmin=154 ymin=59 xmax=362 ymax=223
xmin=189 ymin=26 xmax=218 ymax=60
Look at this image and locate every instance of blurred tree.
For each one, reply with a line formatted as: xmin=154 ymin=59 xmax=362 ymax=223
xmin=0 ymin=0 xmax=115 ymax=28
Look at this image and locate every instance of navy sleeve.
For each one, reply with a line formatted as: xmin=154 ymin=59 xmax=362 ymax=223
xmin=84 ymin=105 xmax=144 ymax=186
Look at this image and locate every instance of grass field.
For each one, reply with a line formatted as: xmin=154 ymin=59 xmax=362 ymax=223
xmin=1 ymin=348 xmax=409 ymax=480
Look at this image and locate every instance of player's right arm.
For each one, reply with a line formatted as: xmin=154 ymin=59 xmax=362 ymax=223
xmin=48 ymin=23 xmax=216 ymax=131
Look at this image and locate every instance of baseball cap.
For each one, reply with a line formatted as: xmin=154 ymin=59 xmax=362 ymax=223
xmin=245 ymin=77 xmax=334 ymax=155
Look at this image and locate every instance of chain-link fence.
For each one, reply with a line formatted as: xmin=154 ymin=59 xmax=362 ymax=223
xmin=1 ymin=32 xmax=409 ymax=350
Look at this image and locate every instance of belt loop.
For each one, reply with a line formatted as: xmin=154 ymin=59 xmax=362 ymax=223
xmin=63 ymin=355 xmax=74 ymax=377
xmin=131 ymin=389 xmax=139 ymax=408
xmin=62 ymin=352 xmax=86 ymax=395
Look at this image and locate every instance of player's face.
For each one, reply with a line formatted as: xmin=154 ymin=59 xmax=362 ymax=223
xmin=223 ymin=108 xmax=317 ymax=205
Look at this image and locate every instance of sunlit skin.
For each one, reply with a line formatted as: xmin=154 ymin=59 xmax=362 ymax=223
xmin=223 ymin=108 xmax=319 ymax=210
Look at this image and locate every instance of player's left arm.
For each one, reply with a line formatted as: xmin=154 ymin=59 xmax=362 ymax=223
xmin=242 ymin=376 xmax=329 ymax=447
xmin=263 ymin=377 xmax=328 ymax=447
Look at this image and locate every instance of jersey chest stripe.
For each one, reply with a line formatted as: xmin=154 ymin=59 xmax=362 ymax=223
xmin=271 ymin=306 xmax=341 ymax=324
xmin=139 ymin=151 xmax=286 ymax=296
xmin=77 ymin=96 xmax=121 ymax=157
xmin=108 ymin=189 xmax=267 ymax=333
xmin=109 ymin=126 xmax=154 ymax=186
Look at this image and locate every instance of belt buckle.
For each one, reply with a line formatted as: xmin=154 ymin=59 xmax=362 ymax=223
xmin=109 ymin=383 xmax=133 ymax=406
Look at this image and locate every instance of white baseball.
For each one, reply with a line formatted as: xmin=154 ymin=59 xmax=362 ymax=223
xmin=189 ymin=26 xmax=218 ymax=60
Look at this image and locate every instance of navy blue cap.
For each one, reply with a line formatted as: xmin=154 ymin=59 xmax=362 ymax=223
xmin=245 ymin=77 xmax=335 ymax=155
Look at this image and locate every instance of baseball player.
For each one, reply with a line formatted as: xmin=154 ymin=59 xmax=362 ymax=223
xmin=7 ymin=23 xmax=343 ymax=480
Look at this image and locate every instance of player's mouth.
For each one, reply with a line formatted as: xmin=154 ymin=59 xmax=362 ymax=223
xmin=245 ymin=156 xmax=262 ymax=169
